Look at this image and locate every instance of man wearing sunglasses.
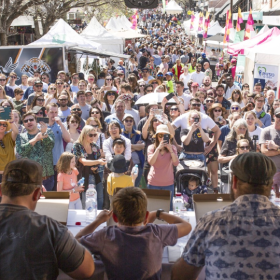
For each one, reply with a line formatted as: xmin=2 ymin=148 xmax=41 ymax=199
xmin=218 ymin=73 xmax=240 ymax=99
xmin=71 ymin=104 xmax=85 ymax=130
xmin=33 ymin=70 xmax=48 ymax=91
xmin=0 ymin=73 xmax=14 ymax=98
xmin=7 ymin=71 xmax=18 ymax=91
xmin=23 ymin=78 xmax=47 ymax=100
xmin=0 ymin=158 xmax=95 ymax=280
xmin=16 ymin=112 xmax=55 ymax=190
xmin=215 ymin=84 xmax=231 ymax=118
xmin=138 ymin=67 xmax=154 ymax=84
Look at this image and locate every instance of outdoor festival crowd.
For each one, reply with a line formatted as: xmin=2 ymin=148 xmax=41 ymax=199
xmin=1 ymin=9 xmax=280 ymax=280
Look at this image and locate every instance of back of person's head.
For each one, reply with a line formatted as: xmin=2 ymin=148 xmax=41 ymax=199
xmin=231 ymin=153 xmax=276 ymax=198
xmin=2 ymin=159 xmax=42 ymax=198
xmin=112 ymin=187 xmax=147 ymax=226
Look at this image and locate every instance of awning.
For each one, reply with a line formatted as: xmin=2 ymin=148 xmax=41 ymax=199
xmin=11 ymin=16 xmax=35 ymax=27
xmin=263 ymin=15 xmax=280 ymax=25
xmin=233 ymin=11 xmax=263 ymax=21
xmin=68 ymin=46 xmax=130 ymax=59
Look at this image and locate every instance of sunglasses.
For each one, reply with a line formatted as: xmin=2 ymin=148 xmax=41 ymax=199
xmin=70 ymin=120 xmax=78 ymax=124
xmin=191 ymin=103 xmax=201 ymax=107
xmin=124 ymin=119 xmax=133 ymax=123
xmin=0 ymin=79 xmax=6 ymax=81
xmin=37 ymin=99 xmax=44 ymax=102
xmin=117 ymin=74 xmax=124 ymax=76
xmin=50 ymin=87 xmax=56 ymax=90
xmin=35 ymin=85 xmax=43 ymax=88
xmin=231 ymin=107 xmax=239 ymax=110
xmin=206 ymin=100 xmax=214 ymax=103
xmin=275 ymin=115 xmax=280 ymax=119
xmin=10 ymin=76 xmax=17 ymax=79
xmin=239 ymin=146 xmax=249 ymax=150
xmin=0 ymin=123 xmax=7 ymax=127
xmin=19 ymin=93 xmax=24 ymax=96
xmin=63 ymin=85 xmax=69 ymax=88
xmin=88 ymin=133 xmax=97 ymax=138
xmin=72 ymin=108 xmax=81 ymax=111
xmin=23 ymin=118 xmax=35 ymax=123
xmin=59 ymin=99 xmax=67 ymax=101
xmin=88 ymin=78 xmax=94 ymax=81
xmin=157 ymin=74 xmax=163 ymax=77
xmin=36 ymin=112 xmax=44 ymax=115
xmin=139 ymin=85 xmax=145 ymax=87
xmin=152 ymin=82 xmax=158 ymax=85
xmin=0 ymin=139 xmax=4 ymax=148
xmin=91 ymin=111 xmax=100 ymax=115
xmin=157 ymin=134 xmax=165 ymax=138
xmin=146 ymin=90 xmax=153 ymax=93
xmin=170 ymin=108 xmax=178 ymax=111
xmin=257 ymin=99 xmax=265 ymax=103
xmin=214 ymin=109 xmax=222 ymax=112
xmin=142 ymin=71 xmax=148 ymax=73
xmin=107 ymin=93 xmax=115 ymax=96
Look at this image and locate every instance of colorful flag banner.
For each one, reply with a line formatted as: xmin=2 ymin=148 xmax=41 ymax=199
xmin=190 ymin=12 xmax=195 ymax=31
xmin=244 ymin=8 xmax=254 ymax=40
xmin=131 ymin=11 xmax=138 ymax=30
xmin=236 ymin=7 xmax=243 ymax=32
xmin=203 ymin=12 xmax=210 ymax=38
xmin=223 ymin=10 xmax=229 ymax=43
xmin=198 ymin=12 xmax=203 ymax=31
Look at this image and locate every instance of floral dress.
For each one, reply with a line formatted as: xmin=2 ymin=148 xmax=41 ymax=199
xmin=205 ymin=122 xmax=222 ymax=164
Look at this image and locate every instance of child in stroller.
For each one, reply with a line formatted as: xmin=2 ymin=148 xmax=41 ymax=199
xmin=182 ymin=176 xmax=208 ymax=209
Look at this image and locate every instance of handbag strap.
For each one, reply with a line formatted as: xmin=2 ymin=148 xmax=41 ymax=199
xmin=99 ymin=133 xmax=103 ymax=150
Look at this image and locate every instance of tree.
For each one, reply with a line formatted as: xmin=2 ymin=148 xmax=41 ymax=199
xmin=26 ymin=0 xmax=125 ymax=40
xmin=0 ymin=0 xmax=48 ymax=45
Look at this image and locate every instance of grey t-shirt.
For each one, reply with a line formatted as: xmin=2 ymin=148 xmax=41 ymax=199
xmin=80 ymin=103 xmax=91 ymax=120
xmin=0 ymin=204 xmax=85 ymax=280
xmin=259 ymin=125 xmax=280 ymax=172
xmin=81 ymin=224 xmax=178 ymax=280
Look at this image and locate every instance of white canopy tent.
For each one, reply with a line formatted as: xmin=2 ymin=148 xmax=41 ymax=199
xmin=29 ymin=19 xmax=101 ymax=50
xmin=165 ymin=0 xmax=183 ymax=15
xmin=106 ymin=17 xmax=120 ymax=31
xmin=108 ymin=29 xmax=147 ymax=39
xmin=257 ymin=24 xmax=270 ymax=35
xmin=81 ymin=17 xmax=123 ymax=53
xmin=197 ymin=21 xmax=223 ymax=37
xmin=121 ymin=15 xmax=132 ymax=29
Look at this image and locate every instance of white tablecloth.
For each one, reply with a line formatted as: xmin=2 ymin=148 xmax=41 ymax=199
xmin=58 ymin=210 xmax=205 ymax=280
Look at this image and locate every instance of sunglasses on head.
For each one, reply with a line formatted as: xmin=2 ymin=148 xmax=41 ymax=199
xmin=88 ymin=133 xmax=97 ymax=138
xmin=23 ymin=118 xmax=35 ymax=123
xmin=239 ymin=146 xmax=249 ymax=150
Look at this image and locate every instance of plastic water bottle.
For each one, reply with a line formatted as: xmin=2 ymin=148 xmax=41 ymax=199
xmin=77 ymin=177 xmax=85 ymax=186
xmin=173 ymin=193 xmax=184 ymax=213
xmin=132 ymin=164 xmax=139 ymax=176
xmin=270 ymin=189 xmax=276 ymax=205
xmin=85 ymin=184 xmax=97 ymax=223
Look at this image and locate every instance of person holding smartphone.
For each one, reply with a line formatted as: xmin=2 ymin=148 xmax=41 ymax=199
xmin=180 ymin=110 xmax=209 ymax=164
xmin=147 ymin=124 xmax=179 ymax=210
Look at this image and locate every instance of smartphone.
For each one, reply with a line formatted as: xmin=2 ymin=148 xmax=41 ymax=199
xmin=194 ymin=118 xmax=199 ymax=123
xmin=37 ymin=117 xmax=49 ymax=124
xmin=0 ymin=107 xmax=11 ymax=120
xmin=165 ymin=92 xmax=175 ymax=101
xmin=253 ymin=135 xmax=259 ymax=141
xmin=163 ymin=134 xmax=170 ymax=143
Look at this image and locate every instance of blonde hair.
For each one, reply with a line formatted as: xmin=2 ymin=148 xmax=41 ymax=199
xmin=86 ymin=117 xmax=102 ymax=129
xmin=244 ymin=111 xmax=257 ymax=120
xmin=0 ymin=85 xmax=7 ymax=99
xmin=76 ymin=125 xmax=97 ymax=145
xmin=187 ymin=110 xmax=201 ymax=126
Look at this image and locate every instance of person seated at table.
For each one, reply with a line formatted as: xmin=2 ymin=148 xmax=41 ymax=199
xmin=75 ymin=187 xmax=192 ymax=280
xmin=183 ymin=176 xmax=208 ymax=209
xmin=0 ymin=158 xmax=94 ymax=279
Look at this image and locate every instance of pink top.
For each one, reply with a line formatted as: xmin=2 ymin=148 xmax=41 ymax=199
xmin=147 ymin=145 xmax=179 ymax=186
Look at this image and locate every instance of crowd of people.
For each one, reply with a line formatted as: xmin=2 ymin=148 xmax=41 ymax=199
xmin=1 ymin=7 xmax=280 ymax=280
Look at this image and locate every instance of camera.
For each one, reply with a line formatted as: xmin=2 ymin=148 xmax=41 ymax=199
xmin=194 ymin=118 xmax=199 ymax=123
xmin=253 ymin=135 xmax=259 ymax=141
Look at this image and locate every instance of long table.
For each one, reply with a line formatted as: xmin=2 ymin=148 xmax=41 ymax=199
xmin=58 ymin=210 xmax=205 ymax=280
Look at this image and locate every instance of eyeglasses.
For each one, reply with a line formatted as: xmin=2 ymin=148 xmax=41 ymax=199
xmin=0 ymin=123 xmax=7 ymax=127
xmin=139 ymin=85 xmax=145 ymax=87
xmin=91 ymin=111 xmax=100 ymax=115
xmin=157 ymin=134 xmax=164 ymax=138
xmin=231 ymin=107 xmax=239 ymax=110
xmin=206 ymin=100 xmax=214 ymax=103
xmin=58 ymin=99 xmax=67 ymax=101
xmin=35 ymin=85 xmax=43 ymax=88
xmin=50 ymin=87 xmax=56 ymax=90
xmin=71 ymin=108 xmax=81 ymax=111
xmin=146 ymin=90 xmax=153 ymax=93
xmin=37 ymin=99 xmax=45 ymax=102
xmin=170 ymin=108 xmax=178 ymax=111
xmin=88 ymin=133 xmax=97 ymax=138
xmin=107 ymin=93 xmax=115 ymax=96
xmin=191 ymin=103 xmax=201 ymax=107
xmin=23 ymin=118 xmax=35 ymax=123
xmin=124 ymin=119 xmax=133 ymax=123
xmin=36 ymin=112 xmax=44 ymax=115
xmin=214 ymin=109 xmax=222 ymax=112
xmin=70 ymin=120 xmax=78 ymax=124
xmin=239 ymin=146 xmax=249 ymax=150
xmin=56 ymin=83 xmax=63 ymax=85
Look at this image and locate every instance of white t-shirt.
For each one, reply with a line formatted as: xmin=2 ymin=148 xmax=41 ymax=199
xmin=172 ymin=112 xmax=216 ymax=130
xmin=190 ymin=72 xmax=205 ymax=86
xmin=225 ymin=84 xmax=241 ymax=99
xmin=7 ymin=84 xmax=18 ymax=91
xmin=180 ymin=73 xmax=192 ymax=89
xmin=249 ymin=126 xmax=263 ymax=144
xmin=177 ymin=93 xmax=191 ymax=111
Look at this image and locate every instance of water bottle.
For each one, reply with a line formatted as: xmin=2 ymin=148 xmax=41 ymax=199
xmin=270 ymin=189 xmax=276 ymax=205
xmin=77 ymin=177 xmax=85 ymax=186
xmin=132 ymin=164 xmax=139 ymax=176
xmin=85 ymin=184 xmax=97 ymax=223
xmin=173 ymin=193 xmax=184 ymax=213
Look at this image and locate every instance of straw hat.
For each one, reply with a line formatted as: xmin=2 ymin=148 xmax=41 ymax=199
xmin=148 ymin=78 xmax=162 ymax=85
xmin=207 ymin=103 xmax=226 ymax=115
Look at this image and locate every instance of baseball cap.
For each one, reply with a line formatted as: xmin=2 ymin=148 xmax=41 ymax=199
xmin=166 ymin=72 xmax=173 ymax=76
xmin=107 ymin=155 xmax=129 ymax=174
xmin=2 ymin=158 xmax=43 ymax=187
xmin=192 ymin=82 xmax=199 ymax=87
xmin=117 ymin=70 xmax=124 ymax=74
xmin=231 ymin=153 xmax=276 ymax=185
xmin=275 ymin=108 xmax=280 ymax=116
xmin=122 ymin=113 xmax=134 ymax=121
xmin=34 ymin=80 xmax=43 ymax=85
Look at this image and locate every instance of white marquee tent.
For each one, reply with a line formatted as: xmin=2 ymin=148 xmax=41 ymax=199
xmin=81 ymin=17 xmax=123 ymax=53
xmin=165 ymin=0 xmax=183 ymax=15
xmin=198 ymin=21 xmax=223 ymax=37
xmin=106 ymin=17 xmax=120 ymax=31
xmin=29 ymin=19 xmax=101 ymax=50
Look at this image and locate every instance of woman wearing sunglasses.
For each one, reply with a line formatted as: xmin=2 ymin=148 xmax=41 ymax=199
xmin=65 ymin=114 xmax=81 ymax=153
xmin=101 ymin=75 xmax=117 ymax=95
xmin=103 ymin=90 xmax=118 ymax=112
xmin=72 ymin=125 xmax=106 ymax=209
xmin=229 ymin=89 xmax=244 ymax=108
xmin=121 ymin=114 xmax=145 ymax=187
xmin=30 ymin=94 xmax=45 ymax=110
xmin=45 ymin=84 xmax=58 ymax=106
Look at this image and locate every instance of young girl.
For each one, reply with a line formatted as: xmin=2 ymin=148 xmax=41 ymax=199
xmin=57 ymin=152 xmax=84 ymax=209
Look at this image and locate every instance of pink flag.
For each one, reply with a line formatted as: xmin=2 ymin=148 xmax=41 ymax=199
xmin=198 ymin=12 xmax=203 ymax=31
xmin=244 ymin=8 xmax=254 ymax=40
xmin=236 ymin=7 xmax=243 ymax=32
xmin=190 ymin=12 xmax=195 ymax=31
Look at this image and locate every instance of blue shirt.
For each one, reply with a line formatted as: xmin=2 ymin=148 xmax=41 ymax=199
xmin=104 ymin=114 xmax=125 ymax=129
xmin=218 ymin=124 xmax=230 ymax=144
xmin=183 ymin=194 xmax=280 ymax=280
xmin=252 ymin=109 xmax=271 ymax=128
xmin=48 ymin=122 xmax=64 ymax=165
xmin=23 ymin=86 xmax=47 ymax=100
xmin=5 ymin=86 xmax=14 ymax=98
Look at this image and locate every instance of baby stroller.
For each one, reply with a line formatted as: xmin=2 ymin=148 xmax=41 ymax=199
xmin=175 ymin=159 xmax=208 ymax=209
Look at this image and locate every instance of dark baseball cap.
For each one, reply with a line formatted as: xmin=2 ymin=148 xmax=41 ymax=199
xmin=34 ymin=80 xmax=43 ymax=85
xmin=231 ymin=153 xmax=276 ymax=185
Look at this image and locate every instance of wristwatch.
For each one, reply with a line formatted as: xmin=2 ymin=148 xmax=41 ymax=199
xmin=156 ymin=209 xmax=165 ymax=221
